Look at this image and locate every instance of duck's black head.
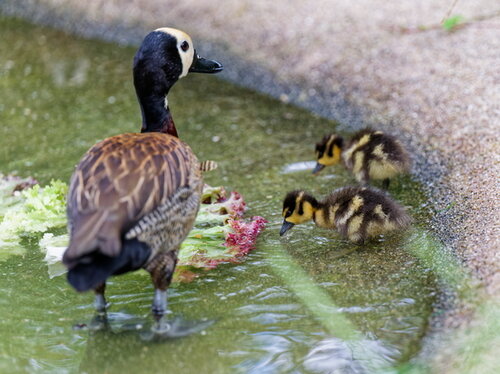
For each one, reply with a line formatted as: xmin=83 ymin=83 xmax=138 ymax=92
xmin=133 ymin=28 xmax=223 ymax=136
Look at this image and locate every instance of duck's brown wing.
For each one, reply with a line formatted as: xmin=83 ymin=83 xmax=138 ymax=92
xmin=63 ymin=132 xmax=200 ymax=267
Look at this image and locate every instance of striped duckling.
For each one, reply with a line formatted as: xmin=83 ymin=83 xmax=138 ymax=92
xmin=313 ymin=129 xmax=411 ymax=188
xmin=279 ymin=187 xmax=411 ymax=244
xmin=62 ymin=28 xmax=222 ymax=335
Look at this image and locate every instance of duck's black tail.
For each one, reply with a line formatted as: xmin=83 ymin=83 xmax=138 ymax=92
xmin=67 ymin=239 xmax=151 ymax=292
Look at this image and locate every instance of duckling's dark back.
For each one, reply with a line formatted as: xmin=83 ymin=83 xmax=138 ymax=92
xmin=325 ymin=186 xmax=411 ymax=243
xmin=343 ymin=129 xmax=410 ymax=185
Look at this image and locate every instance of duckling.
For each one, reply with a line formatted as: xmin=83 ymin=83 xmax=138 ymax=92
xmin=280 ymin=186 xmax=411 ymax=244
xmin=62 ymin=28 xmax=222 ymax=334
xmin=313 ymin=129 xmax=411 ymax=188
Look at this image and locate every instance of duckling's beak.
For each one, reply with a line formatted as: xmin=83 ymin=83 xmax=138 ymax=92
xmin=280 ymin=220 xmax=295 ymax=236
xmin=189 ymin=50 xmax=223 ymax=74
xmin=312 ymin=163 xmax=325 ymax=175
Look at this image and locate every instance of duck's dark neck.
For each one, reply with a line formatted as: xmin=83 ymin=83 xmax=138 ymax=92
xmin=138 ymin=94 xmax=178 ymax=137
xmin=133 ymin=53 xmax=179 ymax=136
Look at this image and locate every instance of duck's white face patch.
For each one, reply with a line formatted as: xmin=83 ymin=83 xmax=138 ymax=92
xmin=156 ymin=27 xmax=194 ymax=79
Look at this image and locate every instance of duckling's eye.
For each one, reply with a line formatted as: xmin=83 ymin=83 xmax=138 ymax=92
xmin=181 ymin=41 xmax=189 ymax=52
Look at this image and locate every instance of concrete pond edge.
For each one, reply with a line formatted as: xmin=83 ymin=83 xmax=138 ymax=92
xmin=1 ymin=1 xmax=498 ymax=372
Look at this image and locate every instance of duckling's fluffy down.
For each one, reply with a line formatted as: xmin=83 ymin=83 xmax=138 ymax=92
xmin=323 ymin=186 xmax=411 ymax=243
xmin=343 ymin=129 xmax=411 ymax=183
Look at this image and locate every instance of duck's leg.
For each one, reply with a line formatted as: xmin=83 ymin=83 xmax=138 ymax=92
xmin=89 ymin=282 xmax=109 ymax=330
xmin=142 ymin=249 xmax=214 ymax=340
xmin=94 ymin=282 xmax=107 ymax=314
xmin=148 ymin=250 xmax=178 ymax=333
xmin=382 ymin=178 xmax=390 ymax=189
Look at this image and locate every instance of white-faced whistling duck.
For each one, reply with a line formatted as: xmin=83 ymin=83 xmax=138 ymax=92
xmin=62 ymin=28 xmax=223 ymax=335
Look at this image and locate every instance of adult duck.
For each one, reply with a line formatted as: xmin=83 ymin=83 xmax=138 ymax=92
xmin=62 ymin=28 xmax=222 ymax=334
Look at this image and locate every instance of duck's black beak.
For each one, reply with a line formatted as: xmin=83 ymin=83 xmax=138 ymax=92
xmin=312 ymin=163 xmax=325 ymax=175
xmin=189 ymin=50 xmax=223 ymax=74
xmin=280 ymin=220 xmax=295 ymax=236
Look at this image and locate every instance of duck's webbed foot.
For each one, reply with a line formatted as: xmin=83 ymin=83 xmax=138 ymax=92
xmin=142 ymin=289 xmax=204 ymax=341
xmin=142 ymin=289 xmax=210 ymax=341
xmin=142 ymin=314 xmax=215 ymax=341
xmin=145 ymin=286 xmax=215 ymax=341
xmin=89 ymin=313 xmax=110 ymax=331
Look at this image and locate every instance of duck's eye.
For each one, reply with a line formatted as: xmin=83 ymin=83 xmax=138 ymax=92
xmin=181 ymin=41 xmax=189 ymax=52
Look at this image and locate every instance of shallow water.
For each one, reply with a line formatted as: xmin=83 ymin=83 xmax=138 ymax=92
xmin=0 ymin=17 xmax=438 ymax=373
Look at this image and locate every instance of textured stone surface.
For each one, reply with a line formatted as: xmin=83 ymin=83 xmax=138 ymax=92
xmin=1 ymin=0 xmax=499 ymax=371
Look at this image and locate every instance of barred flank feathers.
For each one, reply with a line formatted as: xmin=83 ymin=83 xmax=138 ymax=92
xmin=200 ymin=160 xmax=218 ymax=172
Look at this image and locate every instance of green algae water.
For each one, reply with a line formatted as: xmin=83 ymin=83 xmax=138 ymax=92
xmin=0 ymin=17 xmax=439 ymax=373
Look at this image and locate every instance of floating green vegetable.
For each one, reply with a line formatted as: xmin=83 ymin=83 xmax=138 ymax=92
xmin=0 ymin=174 xmax=61 ymax=254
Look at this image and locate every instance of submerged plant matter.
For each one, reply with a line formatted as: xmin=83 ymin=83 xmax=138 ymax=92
xmin=0 ymin=175 xmax=266 ymax=280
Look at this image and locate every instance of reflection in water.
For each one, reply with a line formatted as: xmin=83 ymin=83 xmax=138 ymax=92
xmin=303 ymin=338 xmax=398 ymax=374
xmin=281 ymin=161 xmax=317 ymax=174
xmin=0 ymin=17 xmax=439 ymax=373
xmin=304 ymin=338 xmax=365 ymax=374
xmin=236 ymin=331 xmax=303 ymax=373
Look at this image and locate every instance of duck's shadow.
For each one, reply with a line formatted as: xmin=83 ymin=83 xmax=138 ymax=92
xmin=75 ymin=312 xmax=214 ymax=373
xmin=75 ymin=311 xmax=215 ymax=342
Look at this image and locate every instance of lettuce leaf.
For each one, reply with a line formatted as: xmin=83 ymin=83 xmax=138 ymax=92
xmin=1 ymin=175 xmax=266 ymax=281
xmin=0 ymin=180 xmax=67 ymax=247
xmin=174 ymin=185 xmax=265 ymax=281
xmin=39 ymin=232 xmax=69 ymax=278
xmin=0 ymin=175 xmax=63 ymax=255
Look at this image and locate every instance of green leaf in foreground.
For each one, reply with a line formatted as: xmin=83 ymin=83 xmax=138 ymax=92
xmin=0 ymin=176 xmax=66 ymax=251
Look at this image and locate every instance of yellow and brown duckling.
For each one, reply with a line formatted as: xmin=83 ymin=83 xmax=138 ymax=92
xmin=62 ymin=28 xmax=222 ymax=335
xmin=313 ymin=129 xmax=411 ymax=188
xmin=280 ymin=187 xmax=411 ymax=244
